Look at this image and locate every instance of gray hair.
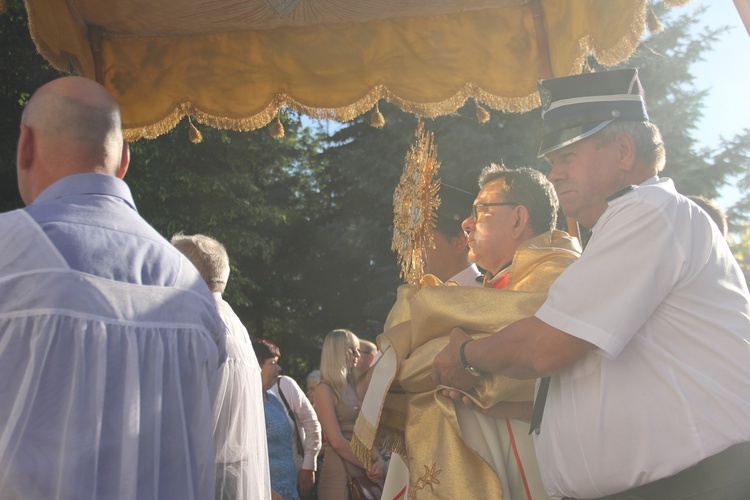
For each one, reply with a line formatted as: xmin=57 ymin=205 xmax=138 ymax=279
xmin=171 ymin=233 xmax=230 ymax=293
xmin=478 ymin=163 xmax=559 ymax=235
xmin=596 ymin=120 xmax=666 ymax=174
xmin=307 ymin=370 xmax=321 ymax=385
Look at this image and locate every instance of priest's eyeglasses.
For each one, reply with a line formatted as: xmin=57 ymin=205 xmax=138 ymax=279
xmin=471 ymin=203 xmax=518 ymax=222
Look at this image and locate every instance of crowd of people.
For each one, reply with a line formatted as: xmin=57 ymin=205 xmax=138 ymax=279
xmin=1 ymin=67 xmax=749 ymax=500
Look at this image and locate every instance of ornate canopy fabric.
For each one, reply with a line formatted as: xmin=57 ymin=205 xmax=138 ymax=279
xmin=23 ymin=0 xmax=688 ymax=140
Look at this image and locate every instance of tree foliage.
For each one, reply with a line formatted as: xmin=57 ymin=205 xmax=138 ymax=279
xmin=126 ymin=119 xmax=330 ymax=378
xmin=0 ymin=0 xmax=63 ymax=212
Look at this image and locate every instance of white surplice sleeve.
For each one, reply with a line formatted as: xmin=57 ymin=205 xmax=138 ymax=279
xmin=213 ymin=298 xmax=271 ymax=500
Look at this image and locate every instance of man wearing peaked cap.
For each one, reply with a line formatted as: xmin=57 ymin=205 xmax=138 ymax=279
xmin=537 ymin=68 xmax=649 ymax=157
xmin=433 ymin=68 xmax=750 ymax=499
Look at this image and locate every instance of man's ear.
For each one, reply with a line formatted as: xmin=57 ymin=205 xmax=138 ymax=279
xmin=615 ymin=132 xmax=637 ymax=171
xmin=117 ymin=140 xmax=130 ymax=179
xmin=450 ymin=231 xmax=469 ymax=253
xmin=511 ymin=205 xmax=531 ymax=238
xmin=17 ymin=124 xmax=34 ymax=171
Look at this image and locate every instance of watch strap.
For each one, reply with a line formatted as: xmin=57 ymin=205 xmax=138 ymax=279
xmin=459 ymin=339 xmax=484 ymax=376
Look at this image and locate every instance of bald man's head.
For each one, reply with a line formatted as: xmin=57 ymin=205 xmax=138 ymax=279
xmin=17 ymin=76 xmax=129 ymax=204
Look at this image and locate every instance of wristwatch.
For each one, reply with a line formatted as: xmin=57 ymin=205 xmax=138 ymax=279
xmin=459 ymin=339 xmax=484 ymax=377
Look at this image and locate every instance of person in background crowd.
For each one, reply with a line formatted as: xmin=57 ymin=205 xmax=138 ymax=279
xmin=269 ymin=368 xmax=322 ymax=499
xmin=355 ymin=339 xmax=378 ymax=403
xmin=687 ymin=194 xmax=728 ymax=238
xmin=252 ymin=338 xmax=300 ymax=500
xmin=305 ymin=368 xmax=325 ymax=496
xmin=306 ymin=370 xmax=321 ymax=403
xmin=356 ymin=340 xmax=378 ymax=375
xmin=423 ymin=183 xmax=483 ymax=286
xmin=314 ymin=330 xmax=385 ymax=499
xmin=171 ymin=233 xmax=271 ymax=500
xmin=0 ymin=76 xmax=225 ymax=500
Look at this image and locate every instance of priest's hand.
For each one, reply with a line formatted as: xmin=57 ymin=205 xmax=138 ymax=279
xmin=431 ymin=328 xmax=481 ymax=391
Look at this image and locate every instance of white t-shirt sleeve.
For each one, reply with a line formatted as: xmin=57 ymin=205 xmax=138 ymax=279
xmin=536 ymin=191 xmax=690 ymax=358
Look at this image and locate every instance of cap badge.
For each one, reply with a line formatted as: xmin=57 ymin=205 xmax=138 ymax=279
xmin=539 ymin=85 xmax=552 ymax=110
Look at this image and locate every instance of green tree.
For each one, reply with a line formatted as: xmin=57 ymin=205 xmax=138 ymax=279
xmin=610 ymin=4 xmax=741 ymax=199
xmin=0 ymin=0 xmax=64 ymax=212
xmin=126 ymin=118 xmax=330 ymax=379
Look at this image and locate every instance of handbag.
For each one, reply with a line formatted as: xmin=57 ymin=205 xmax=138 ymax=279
xmin=341 ymin=456 xmax=382 ymax=500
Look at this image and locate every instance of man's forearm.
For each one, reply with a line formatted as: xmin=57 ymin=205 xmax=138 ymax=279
xmin=464 ymin=315 xmax=593 ymax=378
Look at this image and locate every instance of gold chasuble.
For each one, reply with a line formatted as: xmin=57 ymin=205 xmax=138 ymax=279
xmin=353 ymin=230 xmax=580 ymax=499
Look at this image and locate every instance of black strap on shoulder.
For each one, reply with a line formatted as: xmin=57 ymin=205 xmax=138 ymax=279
xmin=605 ymin=185 xmax=635 ymax=202
xmin=277 ymin=378 xmax=304 ymax=457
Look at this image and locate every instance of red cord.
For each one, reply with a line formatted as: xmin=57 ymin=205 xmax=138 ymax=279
xmin=507 ymin=419 xmax=533 ymax=499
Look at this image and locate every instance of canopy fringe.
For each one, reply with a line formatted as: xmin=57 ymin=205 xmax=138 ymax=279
xmin=109 ymin=0 xmax=672 ymax=141
xmin=123 ymin=84 xmax=540 ymax=140
xmin=370 ymin=103 xmax=385 ymax=128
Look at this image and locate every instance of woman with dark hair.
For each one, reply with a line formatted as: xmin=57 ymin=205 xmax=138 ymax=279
xmin=252 ymin=338 xmax=299 ymax=500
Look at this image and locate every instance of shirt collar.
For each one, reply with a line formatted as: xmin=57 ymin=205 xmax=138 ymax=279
xmin=33 ymin=173 xmax=138 ymax=212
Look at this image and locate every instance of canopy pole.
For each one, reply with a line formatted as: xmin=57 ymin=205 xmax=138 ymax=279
xmin=88 ymin=25 xmax=104 ymax=84
xmin=530 ymin=0 xmax=553 ymax=80
xmin=736 ymin=0 xmax=750 ymax=36
xmin=530 ymin=0 xmax=581 ymax=241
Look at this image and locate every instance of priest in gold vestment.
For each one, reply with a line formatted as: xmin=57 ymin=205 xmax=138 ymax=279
xmin=353 ymin=165 xmax=580 ymax=499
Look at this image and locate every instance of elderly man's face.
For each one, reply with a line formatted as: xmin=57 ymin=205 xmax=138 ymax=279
xmin=461 ymin=179 xmax=520 ymax=275
xmin=546 ymin=134 xmax=623 ymax=228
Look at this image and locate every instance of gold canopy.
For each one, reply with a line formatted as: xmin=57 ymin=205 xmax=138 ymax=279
xmin=22 ymin=0 xmax=688 ymax=140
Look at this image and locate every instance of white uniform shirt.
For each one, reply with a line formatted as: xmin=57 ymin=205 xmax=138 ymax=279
xmin=534 ymin=177 xmax=750 ymax=499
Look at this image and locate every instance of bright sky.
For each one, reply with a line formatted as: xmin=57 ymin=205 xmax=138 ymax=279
xmin=680 ymin=0 xmax=750 ymax=209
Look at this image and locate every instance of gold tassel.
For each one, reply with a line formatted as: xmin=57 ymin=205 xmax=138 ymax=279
xmin=475 ymin=102 xmax=490 ymax=123
xmin=647 ymin=3 xmax=663 ymax=34
xmin=350 ymin=435 xmax=373 ymax=471
xmin=270 ymin=116 xmax=285 ymax=138
xmin=188 ymin=119 xmax=203 ymax=144
xmin=370 ymin=103 xmax=385 ymax=129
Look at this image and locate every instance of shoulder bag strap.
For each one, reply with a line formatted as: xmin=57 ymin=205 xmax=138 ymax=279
xmin=276 ymin=378 xmax=304 ymax=457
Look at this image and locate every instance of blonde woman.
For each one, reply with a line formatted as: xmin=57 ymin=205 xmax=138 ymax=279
xmin=314 ymin=330 xmax=385 ymax=499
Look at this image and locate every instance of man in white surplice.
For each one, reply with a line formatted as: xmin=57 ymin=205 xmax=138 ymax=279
xmin=0 ymin=76 xmax=226 ymax=500
xmin=172 ymin=233 xmax=273 ymax=500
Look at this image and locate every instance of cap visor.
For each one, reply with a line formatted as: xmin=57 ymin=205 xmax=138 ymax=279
xmin=537 ymin=120 xmax=613 ymax=157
